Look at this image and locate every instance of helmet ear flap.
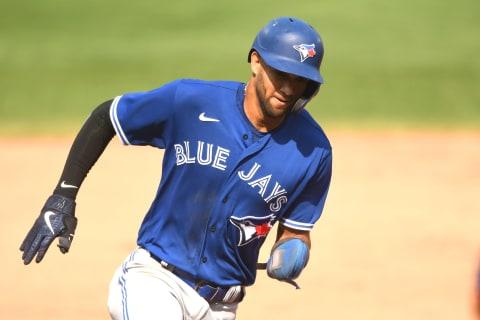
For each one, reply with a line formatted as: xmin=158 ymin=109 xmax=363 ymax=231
xmin=291 ymin=81 xmax=320 ymax=113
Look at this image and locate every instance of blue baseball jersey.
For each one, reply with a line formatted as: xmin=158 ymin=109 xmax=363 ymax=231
xmin=109 ymin=79 xmax=332 ymax=286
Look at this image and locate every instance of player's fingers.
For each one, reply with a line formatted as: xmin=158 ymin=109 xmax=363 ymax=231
xmin=35 ymin=236 xmax=55 ymax=263
xmin=19 ymin=235 xmax=30 ymax=252
xmin=22 ymin=234 xmax=43 ymax=265
xmin=57 ymin=236 xmax=71 ymax=253
xmin=19 ymin=224 xmax=38 ymax=252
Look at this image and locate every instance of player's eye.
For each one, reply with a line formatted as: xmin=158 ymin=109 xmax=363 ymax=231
xmin=273 ymin=69 xmax=307 ymax=85
xmin=274 ymin=70 xmax=289 ymax=80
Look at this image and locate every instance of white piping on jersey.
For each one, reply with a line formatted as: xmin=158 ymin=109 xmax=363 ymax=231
xmin=110 ymin=96 xmax=131 ymax=145
xmin=280 ymin=218 xmax=314 ymax=231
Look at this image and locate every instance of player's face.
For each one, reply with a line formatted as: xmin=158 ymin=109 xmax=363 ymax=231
xmin=254 ymin=57 xmax=309 ymax=119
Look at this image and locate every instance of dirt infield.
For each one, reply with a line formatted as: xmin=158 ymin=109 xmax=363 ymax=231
xmin=2 ymin=130 xmax=479 ymax=320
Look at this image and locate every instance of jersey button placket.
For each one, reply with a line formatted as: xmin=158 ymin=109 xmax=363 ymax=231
xmin=202 ymin=257 xmax=208 ymax=263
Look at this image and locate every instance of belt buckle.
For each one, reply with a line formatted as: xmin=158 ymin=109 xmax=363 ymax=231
xmin=222 ymin=285 xmax=244 ymax=303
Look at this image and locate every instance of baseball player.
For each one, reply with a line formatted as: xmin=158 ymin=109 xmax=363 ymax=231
xmin=20 ymin=16 xmax=332 ymax=320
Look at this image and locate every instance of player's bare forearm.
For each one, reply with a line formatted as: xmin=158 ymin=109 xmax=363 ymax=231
xmin=276 ymin=224 xmax=311 ymax=249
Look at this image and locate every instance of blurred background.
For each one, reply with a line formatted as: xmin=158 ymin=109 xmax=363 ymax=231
xmin=1 ymin=0 xmax=479 ymax=134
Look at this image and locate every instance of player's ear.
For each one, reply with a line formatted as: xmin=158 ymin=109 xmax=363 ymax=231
xmin=250 ymin=51 xmax=261 ymax=76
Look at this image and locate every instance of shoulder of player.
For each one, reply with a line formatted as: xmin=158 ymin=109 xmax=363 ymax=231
xmin=286 ymin=111 xmax=332 ymax=150
xmin=176 ymin=78 xmax=242 ymax=92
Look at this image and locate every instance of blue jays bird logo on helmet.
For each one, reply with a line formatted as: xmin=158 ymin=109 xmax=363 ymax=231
xmin=230 ymin=214 xmax=276 ymax=246
xmin=293 ymin=44 xmax=316 ymax=62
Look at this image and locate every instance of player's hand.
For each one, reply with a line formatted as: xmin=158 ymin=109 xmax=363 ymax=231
xmin=20 ymin=194 xmax=77 ymax=265
xmin=266 ymin=238 xmax=309 ymax=289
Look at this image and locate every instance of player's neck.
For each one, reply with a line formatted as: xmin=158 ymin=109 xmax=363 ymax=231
xmin=243 ymin=82 xmax=286 ymax=133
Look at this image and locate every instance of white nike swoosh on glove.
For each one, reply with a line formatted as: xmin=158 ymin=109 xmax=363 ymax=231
xmin=44 ymin=211 xmax=56 ymax=234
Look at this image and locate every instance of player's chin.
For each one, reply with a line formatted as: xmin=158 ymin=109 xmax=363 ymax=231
xmin=261 ymin=99 xmax=291 ymax=119
xmin=271 ymin=102 xmax=293 ymax=116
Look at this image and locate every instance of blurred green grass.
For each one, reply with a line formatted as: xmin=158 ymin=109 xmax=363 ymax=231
xmin=1 ymin=0 xmax=479 ymax=135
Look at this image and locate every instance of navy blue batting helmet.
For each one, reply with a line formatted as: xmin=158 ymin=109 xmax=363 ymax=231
xmin=248 ymin=17 xmax=324 ymax=112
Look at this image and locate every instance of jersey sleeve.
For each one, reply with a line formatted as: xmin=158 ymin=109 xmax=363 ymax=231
xmin=109 ymin=80 xmax=179 ymax=148
xmin=280 ymin=149 xmax=332 ymax=231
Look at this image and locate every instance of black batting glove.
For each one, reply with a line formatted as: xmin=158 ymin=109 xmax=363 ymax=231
xmin=20 ymin=194 xmax=77 ymax=265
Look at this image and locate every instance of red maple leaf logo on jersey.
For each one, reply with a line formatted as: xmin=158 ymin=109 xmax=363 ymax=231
xmin=255 ymin=223 xmax=271 ymax=237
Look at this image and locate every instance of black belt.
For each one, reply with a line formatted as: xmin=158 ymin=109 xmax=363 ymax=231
xmin=149 ymin=251 xmax=245 ymax=304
